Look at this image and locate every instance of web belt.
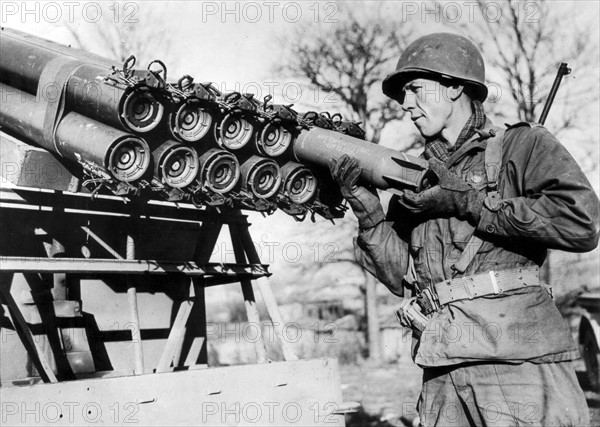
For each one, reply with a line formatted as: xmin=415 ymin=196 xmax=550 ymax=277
xmin=418 ymin=267 xmax=543 ymax=315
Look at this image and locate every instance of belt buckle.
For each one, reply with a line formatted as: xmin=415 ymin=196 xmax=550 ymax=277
xmin=488 ymin=270 xmax=500 ymax=294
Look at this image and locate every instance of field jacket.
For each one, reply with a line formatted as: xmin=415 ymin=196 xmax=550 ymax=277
xmin=354 ymin=120 xmax=600 ymax=367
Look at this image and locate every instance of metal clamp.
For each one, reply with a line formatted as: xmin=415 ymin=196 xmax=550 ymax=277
xmin=489 ymin=270 xmax=500 ymax=294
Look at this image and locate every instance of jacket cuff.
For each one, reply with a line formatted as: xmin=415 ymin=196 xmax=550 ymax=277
xmin=476 ymin=203 xmax=499 ymax=235
xmin=359 ymin=204 xmax=385 ymax=229
xmin=345 ymin=187 xmax=385 ymax=230
xmin=349 ymin=196 xmax=385 ymax=230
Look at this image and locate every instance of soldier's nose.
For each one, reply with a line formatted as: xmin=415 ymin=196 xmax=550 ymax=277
xmin=401 ymin=93 xmax=416 ymax=112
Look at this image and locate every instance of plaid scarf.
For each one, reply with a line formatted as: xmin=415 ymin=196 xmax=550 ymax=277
xmin=423 ymin=100 xmax=486 ymax=162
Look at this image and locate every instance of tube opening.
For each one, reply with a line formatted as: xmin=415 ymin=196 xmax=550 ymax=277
xmin=172 ymin=99 xmax=213 ymax=142
xmin=107 ymin=136 xmax=151 ymax=182
xmin=256 ymin=122 xmax=292 ymax=157
xmin=121 ymin=88 xmax=164 ymax=133
xmin=199 ymin=149 xmax=240 ymax=193
xmin=284 ymin=166 xmax=317 ymax=204
xmin=216 ymin=112 xmax=254 ymax=150
xmin=241 ymin=157 xmax=281 ymax=199
xmin=159 ymin=146 xmax=199 ymax=188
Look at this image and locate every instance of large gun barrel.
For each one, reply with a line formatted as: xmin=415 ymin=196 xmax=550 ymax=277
xmin=0 ymin=29 xmax=164 ymax=134
xmin=293 ymin=127 xmax=429 ymax=192
xmin=1 ymin=27 xmax=117 ymax=68
xmin=0 ymin=83 xmax=150 ymax=182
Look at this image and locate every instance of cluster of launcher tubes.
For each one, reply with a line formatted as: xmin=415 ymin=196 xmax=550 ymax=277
xmin=0 ymin=28 xmax=430 ymax=221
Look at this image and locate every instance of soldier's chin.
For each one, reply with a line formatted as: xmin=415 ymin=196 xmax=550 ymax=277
xmin=414 ymin=122 xmax=434 ymax=138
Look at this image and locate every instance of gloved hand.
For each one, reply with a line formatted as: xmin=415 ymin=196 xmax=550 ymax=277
xmin=400 ymin=158 xmax=485 ymax=225
xmin=328 ymin=155 xmax=385 ymax=229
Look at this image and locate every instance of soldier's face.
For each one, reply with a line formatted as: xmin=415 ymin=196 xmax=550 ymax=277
xmin=401 ymin=78 xmax=453 ymax=138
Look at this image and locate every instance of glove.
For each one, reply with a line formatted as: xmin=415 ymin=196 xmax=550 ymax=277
xmin=400 ymin=158 xmax=485 ymax=225
xmin=328 ymin=155 xmax=385 ymax=229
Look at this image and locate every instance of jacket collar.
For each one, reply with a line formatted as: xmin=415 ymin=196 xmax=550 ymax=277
xmin=446 ymin=117 xmax=495 ymax=167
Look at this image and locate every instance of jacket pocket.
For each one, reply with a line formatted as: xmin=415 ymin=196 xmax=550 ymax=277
xmin=445 ymin=217 xmax=476 ymax=251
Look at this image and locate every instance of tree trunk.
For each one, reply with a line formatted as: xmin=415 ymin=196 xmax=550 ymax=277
xmin=365 ymin=275 xmax=381 ymax=361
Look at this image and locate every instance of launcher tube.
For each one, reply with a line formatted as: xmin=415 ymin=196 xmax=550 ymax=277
xmin=2 ymin=27 xmax=117 ymax=69
xmin=0 ymin=83 xmax=150 ymax=182
xmin=0 ymin=33 xmax=163 ymax=134
xmin=293 ymin=127 xmax=429 ymax=192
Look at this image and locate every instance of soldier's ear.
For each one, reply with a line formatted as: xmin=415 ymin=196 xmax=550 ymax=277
xmin=447 ymin=83 xmax=464 ymax=101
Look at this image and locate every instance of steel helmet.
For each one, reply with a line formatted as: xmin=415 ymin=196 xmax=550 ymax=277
xmin=382 ymin=32 xmax=488 ymax=103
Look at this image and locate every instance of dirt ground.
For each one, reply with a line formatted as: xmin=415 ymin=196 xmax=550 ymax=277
xmin=340 ymin=359 xmax=600 ymax=427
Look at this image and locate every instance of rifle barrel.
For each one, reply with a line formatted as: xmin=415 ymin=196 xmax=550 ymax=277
xmin=539 ymin=63 xmax=571 ymax=125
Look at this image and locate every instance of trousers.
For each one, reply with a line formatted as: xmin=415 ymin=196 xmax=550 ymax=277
xmin=417 ymin=360 xmax=589 ymax=426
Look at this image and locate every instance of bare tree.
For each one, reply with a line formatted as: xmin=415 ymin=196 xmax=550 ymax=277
xmin=452 ymin=0 xmax=599 ymax=133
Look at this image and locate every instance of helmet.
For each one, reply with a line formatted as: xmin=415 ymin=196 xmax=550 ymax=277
xmin=382 ymin=32 xmax=487 ymax=103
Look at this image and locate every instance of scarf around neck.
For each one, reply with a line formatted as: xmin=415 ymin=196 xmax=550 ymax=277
xmin=423 ymin=100 xmax=486 ymax=162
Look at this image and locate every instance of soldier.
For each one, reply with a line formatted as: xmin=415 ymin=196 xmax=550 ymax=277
xmin=329 ymin=33 xmax=599 ymax=426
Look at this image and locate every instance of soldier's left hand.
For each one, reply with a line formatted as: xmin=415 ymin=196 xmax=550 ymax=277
xmin=400 ymin=158 xmax=485 ymax=224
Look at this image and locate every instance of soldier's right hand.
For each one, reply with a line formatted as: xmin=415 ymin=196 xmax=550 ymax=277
xmin=328 ymin=155 xmax=384 ymax=229
xmin=328 ymin=154 xmax=362 ymax=199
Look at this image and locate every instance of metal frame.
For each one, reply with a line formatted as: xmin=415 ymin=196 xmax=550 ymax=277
xmin=0 ymin=186 xmax=297 ymax=384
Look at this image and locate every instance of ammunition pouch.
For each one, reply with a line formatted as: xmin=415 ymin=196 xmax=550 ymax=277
xmin=395 ymin=297 xmax=430 ymax=336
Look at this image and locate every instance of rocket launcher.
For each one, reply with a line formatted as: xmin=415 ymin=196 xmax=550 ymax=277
xmin=293 ymin=126 xmax=429 ymax=194
xmin=0 ymin=27 xmax=431 ymax=221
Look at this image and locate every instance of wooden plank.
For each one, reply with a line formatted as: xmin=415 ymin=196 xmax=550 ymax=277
xmin=156 ymin=299 xmax=194 ymax=373
xmin=182 ymin=337 xmax=206 ymax=367
xmin=0 ymin=256 xmax=270 ymax=278
xmin=1 ymin=358 xmax=345 ymax=426
xmin=230 ymin=224 xmax=269 ymax=364
xmin=0 ymin=186 xmax=250 ymax=224
xmin=123 ymin=230 xmax=145 ymax=375
xmin=175 ymin=223 xmax=224 ymax=367
xmin=0 ymin=273 xmax=58 ymax=383
xmin=23 ymin=273 xmax=76 ymax=381
xmin=181 ymin=280 xmax=208 ymax=366
xmin=0 ymin=132 xmax=80 ymax=191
